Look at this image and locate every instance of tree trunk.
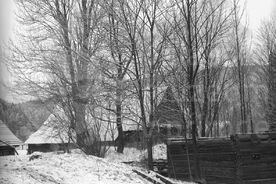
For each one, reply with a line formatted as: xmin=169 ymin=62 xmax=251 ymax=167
xmin=233 ymin=0 xmax=247 ymax=134
xmin=75 ymin=103 xmax=88 ymax=148
xmin=116 ymin=77 xmax=124 ymax=153
xmin=75 ymin=0 xmax=92 ymax=151
xmin=148 ymin=15 xmax=155 ymax=171
xmin=201 ymin=62 xmax=209 ymax=137
xmin=186 ymin=0 xmax=201 ymax=178
xmin=188 ymin=38 xmax=201 ymax=179
xmin=147 ymin=135 xmax=153 ymax=170
xmin=132 ymin=39 xmax=151 ymax=168
xmin=267 ymin=50 xmax=276 ymax=131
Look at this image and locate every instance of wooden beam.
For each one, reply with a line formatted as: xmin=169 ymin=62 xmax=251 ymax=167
xmin=132 ymin=169 xmax=164 ymax=184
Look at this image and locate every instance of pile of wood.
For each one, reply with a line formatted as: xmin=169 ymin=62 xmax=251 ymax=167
xmin=166 ymin=133 xmax=276 ymax=184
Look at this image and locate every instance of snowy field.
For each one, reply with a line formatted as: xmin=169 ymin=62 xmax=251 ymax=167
xmin=0 ymin=146 xmax=193 ymax=184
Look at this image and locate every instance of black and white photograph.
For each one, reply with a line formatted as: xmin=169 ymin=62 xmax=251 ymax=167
xmin=0 ymin=0 xmax=276 ymax=183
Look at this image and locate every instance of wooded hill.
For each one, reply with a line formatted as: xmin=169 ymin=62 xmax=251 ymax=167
xmin=0 ymin=98 xmax=54 ymax=141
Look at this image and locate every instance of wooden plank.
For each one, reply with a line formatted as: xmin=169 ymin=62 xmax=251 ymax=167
xmin=244 ymin=178 xmax=276 ymax=184
xmin=241 ymin=158 xmax=276 ymax=166
xmin=168 ymin=142 xmax=235 ymax=154
xmin=201 ymin=161 xmax=236 ymax=168
xmin=203 ymin=175 xmax=236 ymax=184
xmin=238 ymin=144 xmax=276 ymax=153
xmin=132 ymin=169 xmax=164 ymax=184
xmin=201 ymin=167 xmax=236 ymax=178
xmin=241 ymin=168 xmax=276 ymax=180
xmin=168 ymin=160 xmax=236 ymax=169
xmin=155 ymin=173 xmax=175 ymax=184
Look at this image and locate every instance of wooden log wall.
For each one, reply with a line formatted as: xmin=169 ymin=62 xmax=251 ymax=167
xmin=166 ymin=133 xmax=276 ymax=184
xmin=0 ymin=146 xmax=15 ymax=156
xmin=232 ymin=133 xmax=276 ymax=183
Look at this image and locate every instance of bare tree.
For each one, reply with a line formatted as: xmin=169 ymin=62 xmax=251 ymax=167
xmin=255 ymin=15 xmax=276 ymax=131
xmin=9 ymin=0 xmax=105 ymax=154
xmin=231 ymin=0 xmax=249 ymax=133
xmin=197 ymin=0 xmax=232 ymax=137
xmin=163 ymin=0 xmax=232 ymax=179
xmin=98 ymin=0 xmax=135 ymax=153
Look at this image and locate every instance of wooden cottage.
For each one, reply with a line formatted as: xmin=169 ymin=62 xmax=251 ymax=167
xmin=167 ymin=133 xmax=276 ymax=184
xmin=25 ymin=106 xmax=120 ymax=153
xmin=25 ymin=111 xmax=74 ymax=154
xmin=153 ymin=87 xmax=184 ymax=137
xmin=0 ymin=120 xmax=23 ymax=156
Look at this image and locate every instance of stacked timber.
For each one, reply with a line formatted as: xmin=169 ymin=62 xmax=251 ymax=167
xmin=166 ymin=133 xmax=276 ymax=184
xmin=232 ymin=133 xmax=276 ymax=184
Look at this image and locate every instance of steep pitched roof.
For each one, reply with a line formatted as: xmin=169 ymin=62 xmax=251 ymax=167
xmin=0 ymin=120 xmax=23 ymax=146
xmin=25 ymin=105 xmax=118 ymax=144
xmin=153 ymin=87 xmax=183 ymax=126
xmin=25 ymin=106 xmax=72 ymax=144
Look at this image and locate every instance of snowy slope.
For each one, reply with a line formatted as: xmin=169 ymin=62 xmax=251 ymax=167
xmin=0 ymin=151 xmax=193 ymax=184
xmin=0 ymin=152 xmax=151 ymax=184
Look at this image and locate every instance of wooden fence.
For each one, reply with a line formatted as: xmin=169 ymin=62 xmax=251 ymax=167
xmin=166 ymin=133 xmax=276 ymax=184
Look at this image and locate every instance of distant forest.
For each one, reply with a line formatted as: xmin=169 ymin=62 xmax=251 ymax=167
xmin=0 ymin=98 xmax=54 ymax=141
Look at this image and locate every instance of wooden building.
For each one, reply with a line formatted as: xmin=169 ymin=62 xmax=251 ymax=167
xmin=25 ymin=112 xmax=74 ymax=154
xmin=0 ymin=120 xmax=23 ymax=156
xmin=153 ymin=87 xmax=184 ymax=137
xmin=166 ymin=133 xmax=276 ymax=184
xmin=25 ymin=106 xmax=119 ymax=153
xmin=118 ymin=87 xmax=185 ymax=148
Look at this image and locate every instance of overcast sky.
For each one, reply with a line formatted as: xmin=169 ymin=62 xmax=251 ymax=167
xmin=0 ymin=0 xmax=275 ymax=103
xmin=246 ymin=0 xmax=275 ymax=30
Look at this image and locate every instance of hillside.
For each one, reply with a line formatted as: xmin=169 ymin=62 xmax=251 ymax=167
xmin=19 ymin=99 xmax=54 ymax=130
xmin=0 ymin=98 xmax=54 ymax=141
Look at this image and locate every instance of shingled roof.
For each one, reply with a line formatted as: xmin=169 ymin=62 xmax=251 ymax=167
xmin=0 ymin=120 xmax=23 ymax=146
xmin=153 ymin=87 xmax=183 ymax=126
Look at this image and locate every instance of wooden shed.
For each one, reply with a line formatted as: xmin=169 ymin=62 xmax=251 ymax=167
xmin=25 ymin=106 xmax=119 ymax=153
xmin=25 ymin=112 xmax=74 ymax=154
xmin=0 ymin=120 xmax=23 ymax=156
xmin=166 ymin=133 xmax=276 ymax=184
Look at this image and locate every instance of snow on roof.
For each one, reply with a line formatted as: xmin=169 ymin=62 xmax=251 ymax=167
xmin=0 ymin=120 xmax=23 ymax=146
xmin=25 ymin=107 xmax=72 ymax=144
xmin=25 ymin=105 xmax=118 ymax=144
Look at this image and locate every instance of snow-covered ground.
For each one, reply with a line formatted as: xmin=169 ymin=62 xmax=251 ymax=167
xmin=105 ymin=143 xmax=167 ymax=163
xmin=0 ymin=149 xmax=193 ymax=184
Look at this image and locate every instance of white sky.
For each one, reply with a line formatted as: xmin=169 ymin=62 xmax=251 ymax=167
xmin=0 ymin=0 xmax=275 ymax=103
xmin=246 ymin=0 xmax=275 ymax=30
xmin=0 ymin=0 xmax=14 ymax=102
